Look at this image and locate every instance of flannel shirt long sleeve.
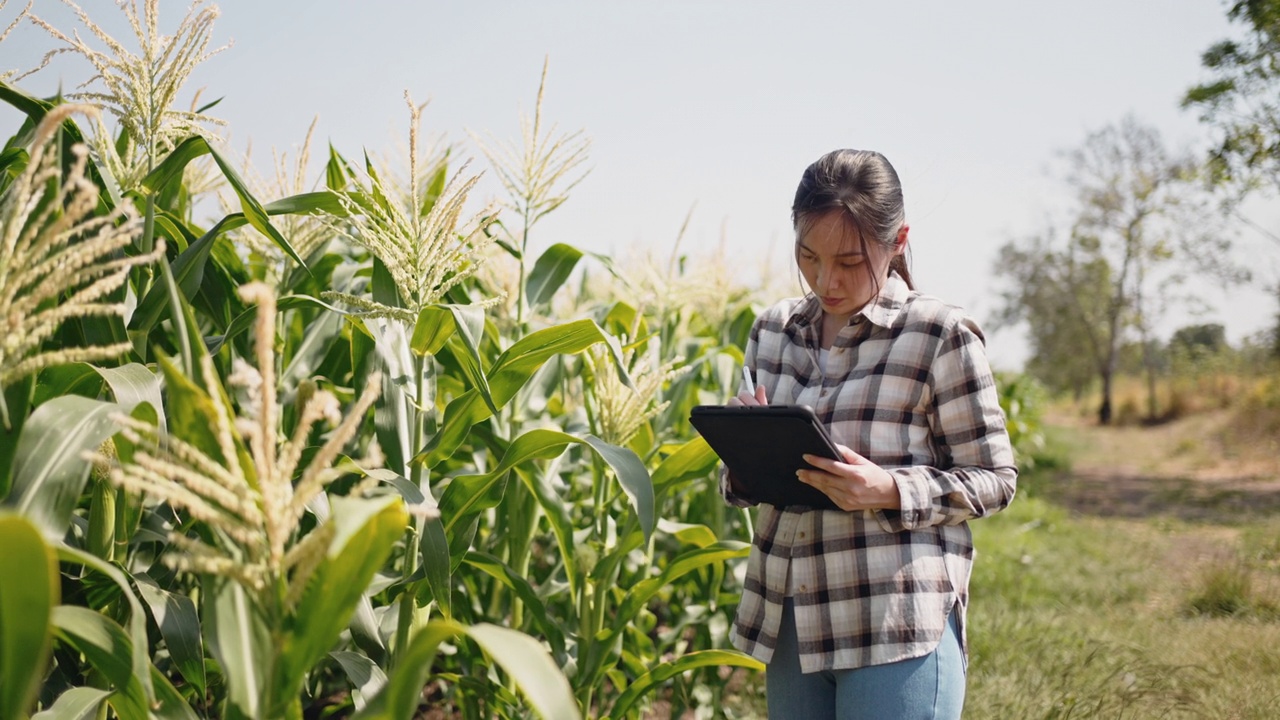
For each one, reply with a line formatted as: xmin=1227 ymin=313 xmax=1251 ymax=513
xmin=722 ymin=273 xmax=1017 ymax=672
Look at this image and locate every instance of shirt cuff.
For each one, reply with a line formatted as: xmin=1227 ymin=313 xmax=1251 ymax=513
xmin=874 ymin=468 xmax=932 ymax=532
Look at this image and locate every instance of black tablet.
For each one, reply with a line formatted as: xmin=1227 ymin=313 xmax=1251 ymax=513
xmin=689 ymin=405 xmax=842 ymax=510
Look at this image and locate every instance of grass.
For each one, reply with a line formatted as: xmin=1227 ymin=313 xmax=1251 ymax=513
xmin=965 ymin=426 xmax=1280 ymax=719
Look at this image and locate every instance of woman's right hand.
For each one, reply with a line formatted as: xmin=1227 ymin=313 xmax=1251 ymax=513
xmin=727 ymin=385 xmax=768 ymax=407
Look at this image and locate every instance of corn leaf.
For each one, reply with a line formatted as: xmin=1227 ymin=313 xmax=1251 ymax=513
xmin=0 ymin=513 xmax=58 ymax=720
xmin=410 ymin=304 xmax=494 ymax=414
xmin=55 ymin=547 xmax=156 ymax=707
xmin=417 ymin=514 xmax=453 ymax=619
xmin=31 ymin=687 xmax=111 ymax=720
xmin=49 ymin=607 xmax=149 ymax=720
xmin=94 ymin=363 xmax=165 ymax=430
xmin=526 ymin=243 xmax=583 ymax=312
xmin=140 ymin=135 xmax=305 ymax=268
xmin=276 ymin=495 xmax=408 ymax=714
xmin=418 ymin=319 xmax=629 ymax=468
xmin=330 ymin=650 xmax=388 ymax=712
xmin=583 ymin=435 xmax=654 ymax=541
xmin=462 ymin=552 xmax=565 ymax=658
xmin=605 ymin=650 xmax=764 ymax=720
xmin=353 ymin=620 xmax=579 ymax=720
xmin=134 ymin=575 xmax=206 ymax=695
xmin=612 ymin=542 xmax=750 ymax=635
xmin=650 ymin=436 xmax=718 ymax=495
xmin=465 ymin=623 xmax=580 ymax=720
xmin=204 ymin=578 xmax=269 ymax=720
xmin=0 ymin=373 xmax=35 ymax=498
xmin=351 ymin=620 xmax=461 ymax=720
xmin=5 ymin=395 xmax=119 ymax=538
xmin=439 ymin=429 xmax=651 ymax=543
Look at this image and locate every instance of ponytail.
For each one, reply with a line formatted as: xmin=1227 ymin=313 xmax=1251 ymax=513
xmin=890 ymin=253 xmax=914 ymax=290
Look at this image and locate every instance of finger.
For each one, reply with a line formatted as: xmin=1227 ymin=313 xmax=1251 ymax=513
xmin=754 ymin=385 xmax=768 ymax=404
xmin=802 ymin=453 xmax=854 ymax=474
xmin=735 ymin=391 xmax=760 ymax=406
xmin=834 ymin=444 xmax=869 ymax=464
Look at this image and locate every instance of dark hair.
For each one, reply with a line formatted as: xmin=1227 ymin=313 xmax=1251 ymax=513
xmin=791 ymin=149 xmax=914 ymax=290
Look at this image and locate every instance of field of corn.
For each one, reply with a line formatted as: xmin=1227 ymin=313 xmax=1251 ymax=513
xmin=0 ymin=2 xmax=889 ymax=718
xmin=6 ymin=2 xmax=1276 ymax=719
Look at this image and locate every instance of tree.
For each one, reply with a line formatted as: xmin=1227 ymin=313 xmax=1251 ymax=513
xmin=1185 ymin=2 xmax=1280 ymax=359
xmin=996 ymin=117 xmax=1238 ymax=424
xmin=1183 ymin=0 xmax=1280 ymax=192
xmin=993 ymin=232 xmax=1109 ymax=401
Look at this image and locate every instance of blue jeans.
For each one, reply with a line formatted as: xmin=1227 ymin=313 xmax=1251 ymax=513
xmin=765 ymin=599 xmax=966 ymax=720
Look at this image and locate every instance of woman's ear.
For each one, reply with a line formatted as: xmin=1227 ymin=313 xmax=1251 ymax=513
xmin=894 ymin=224 xmax=910 ymax=255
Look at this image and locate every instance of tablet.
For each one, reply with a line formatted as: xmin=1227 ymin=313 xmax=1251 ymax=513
xmin=689 ymin=405 xmax=842 ymax=510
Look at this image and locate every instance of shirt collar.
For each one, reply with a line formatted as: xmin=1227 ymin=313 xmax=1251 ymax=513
xmin=786 ymin=271 xmax=910 ymax=333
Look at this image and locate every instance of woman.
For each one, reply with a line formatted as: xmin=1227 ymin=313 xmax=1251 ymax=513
xmin=721 ymin=149 xmax=1017 ymax=719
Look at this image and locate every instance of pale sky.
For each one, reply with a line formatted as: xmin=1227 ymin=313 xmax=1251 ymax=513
xmin=4 ymin=1 xmax=1277 ymax=370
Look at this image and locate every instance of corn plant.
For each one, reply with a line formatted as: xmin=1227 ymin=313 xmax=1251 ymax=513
xmin=0 ymin=2 xmax=956 ymax=718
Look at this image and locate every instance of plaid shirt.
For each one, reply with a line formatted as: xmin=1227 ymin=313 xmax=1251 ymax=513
xmin=721 ymin=272 xmax=1017 ymax=672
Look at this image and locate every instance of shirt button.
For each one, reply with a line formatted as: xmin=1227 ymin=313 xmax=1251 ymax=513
xmin=799 ymin=585 xmax=808 ymax=592
xmin=799 ymin=532 xmax=806 ymax=539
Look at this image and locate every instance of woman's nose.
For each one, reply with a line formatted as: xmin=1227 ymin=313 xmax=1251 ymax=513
xmin=817 ymin=266 xmax=837 ymax=292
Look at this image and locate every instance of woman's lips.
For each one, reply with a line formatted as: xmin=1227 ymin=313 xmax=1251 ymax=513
xmin=820 ymin=296 xmax=842 ymax=306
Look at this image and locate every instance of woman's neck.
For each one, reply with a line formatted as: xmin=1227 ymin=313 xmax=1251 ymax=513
xmin=819 ymin=311 xmax=852 ymax=350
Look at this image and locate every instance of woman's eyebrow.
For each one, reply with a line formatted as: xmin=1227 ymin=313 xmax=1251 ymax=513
xmin=797 ymin=241 xmax=864 ymax=258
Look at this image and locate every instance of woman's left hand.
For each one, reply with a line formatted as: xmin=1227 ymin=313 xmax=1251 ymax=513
xmin=797 ymin=445 xmax=903 ymax=511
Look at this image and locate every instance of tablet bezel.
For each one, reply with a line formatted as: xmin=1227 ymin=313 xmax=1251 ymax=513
xmin=689 ymin=404 xmax=843 ymax=510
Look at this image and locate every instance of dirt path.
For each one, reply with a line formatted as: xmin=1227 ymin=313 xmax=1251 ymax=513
xmin=1038 ymin=409 xmax=1280 ymax=523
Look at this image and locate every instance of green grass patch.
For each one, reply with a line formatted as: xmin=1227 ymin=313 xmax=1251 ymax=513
xmin=966 ymin=469 xmax=1280 ymax=719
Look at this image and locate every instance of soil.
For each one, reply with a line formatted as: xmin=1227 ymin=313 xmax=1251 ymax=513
xmin=1038 ymin=408 xmax=1280 ymax=523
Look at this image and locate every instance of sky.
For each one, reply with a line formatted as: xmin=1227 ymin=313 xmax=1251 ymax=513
xmin=3 ymin=0 xmax=1277 ymax=370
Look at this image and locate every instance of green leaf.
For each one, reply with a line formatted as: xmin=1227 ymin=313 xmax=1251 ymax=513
xmin=526 ymin=462 xmax=577 ymax=597
xmin=354 ymin=620 xmax=580 ymax=720
xmin=0 ymin=513 xmax=58 ymax=720
xmin=656 ymin=519 xmax=719 ymax=549
xmin=134 ymin=575 xmax=206 ymax=694
xmin=583 ymin=435 xmax=654 ymax=542
xmin=439 ymin=429 xmax=652 ymax=544
xmin=326 ymin=143 xmax=353 ymax=190
xmin=418 ymin=319 xmax=630 ymax=468
xmin=352 ymin=621 xmax=460 ymax=720
xmin=263 ymin=190 xmax=346 ymax=216
xmin=204 ymin=578 xmax=269 ymax=720
xmin=418 ymin=515 xmax=452 ymax=619
xmin=651 ymin=436 xmax=718 ymax=495
xmin=54 ymin=546 xmax=155 ymax=709
xmin=409 ymin=304 xmax=494 ymax=414
xmin=141 ymin=136 xmax=306 ymax=268
xmin=154 ymin=353 xmax=232 ymax=470
xmin=526 ymin=243 xmax=583 ymax=311
xmin=465 ymin=623 xmax=580 ymax=720
xmin=612 ymin=542 xmax=750 ymax=635
xmin=276 ymin=496 xmax=408 ymax=714
xmin=130 ymin=228 xmax=220 ymax=336
xmin=462 ymin=552 xmax=564 ymax=658
xmin=5 ymin=396 xmax=119 ymax=538
xmin=330 ymin=650 xmax=388 ymax=711
xmin=50 ymin=606 xmax=149 ymax=720
xmin=31 ymin=687 xmax=111 ymax=720
xmin=94 ymin=364 xmax=165 ymax=429
xmin=605 ymin=650 xmax=764 ymax=719
xmin=0 ymin=373 xmax=34 ymax=498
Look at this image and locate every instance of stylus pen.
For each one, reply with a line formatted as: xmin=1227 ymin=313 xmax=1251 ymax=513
xmin=741 ymin=366 xmax=755 ymax=395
